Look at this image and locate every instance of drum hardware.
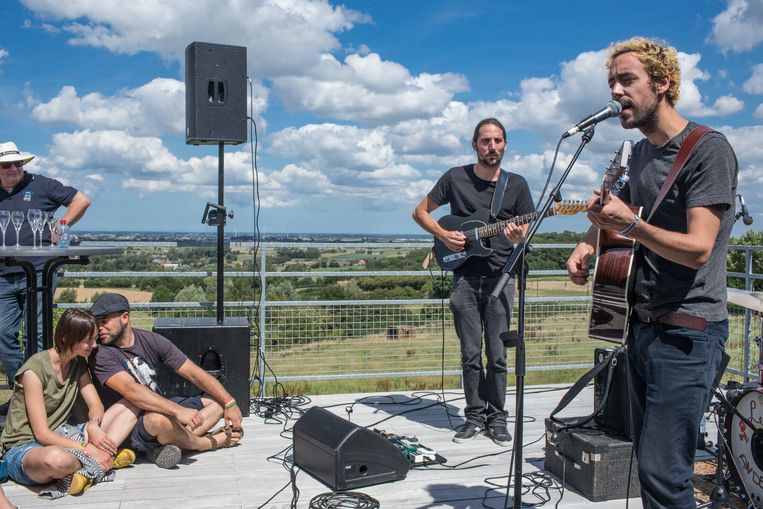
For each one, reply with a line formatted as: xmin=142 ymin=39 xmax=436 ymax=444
xmin=703 ymin=381 xmax=763 ymax=509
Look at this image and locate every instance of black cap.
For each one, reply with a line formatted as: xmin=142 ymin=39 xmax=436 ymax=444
xmin=90 ymin=293 xmax=131 ymax=318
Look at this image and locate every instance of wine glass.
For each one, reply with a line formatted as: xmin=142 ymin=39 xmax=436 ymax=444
xmin=27 ymin=209 xmax=42 ymax=249
xmin=11 ymin=211 xmax=23 ymax=249
xmin=0 ymin=211 xmax=9 ymax=249
xmin=45 ymin=212 xmax=56 ymax=249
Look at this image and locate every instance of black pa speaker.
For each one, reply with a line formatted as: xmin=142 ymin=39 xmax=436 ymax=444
xmin=293 ymin=407 xmax=409 ymax=490
xmin=152 ymin=317 xmax=250 ymax=416
xmin=593 ymin=347 xmax=630 ymax=438
xmin=185 ymin=41 xmax=247 ymax=145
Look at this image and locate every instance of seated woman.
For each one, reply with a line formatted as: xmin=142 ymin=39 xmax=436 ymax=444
xmin=0 ymin=309 xmax=139 ymax=495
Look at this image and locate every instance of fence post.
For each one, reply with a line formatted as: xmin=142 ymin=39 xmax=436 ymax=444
xmin=259 ymin=246 xmax=268 ymax=397
xmin=744 ymin=247 xmax=754 ymax=382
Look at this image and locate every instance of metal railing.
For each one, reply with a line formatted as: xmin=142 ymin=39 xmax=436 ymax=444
xmin=55 ymin=242 xmax=763 ymax=389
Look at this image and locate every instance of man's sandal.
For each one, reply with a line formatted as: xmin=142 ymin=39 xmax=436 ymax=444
xmin=204 ymin=426 xmax=243 ymax=450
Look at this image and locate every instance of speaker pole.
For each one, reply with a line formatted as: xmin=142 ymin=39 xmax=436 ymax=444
xmin=217 ymin=141 xmax=225 ymax=324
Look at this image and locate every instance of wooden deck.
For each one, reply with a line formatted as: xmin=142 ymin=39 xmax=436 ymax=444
xmin=3 ymin=384 xmax=650 ymax=508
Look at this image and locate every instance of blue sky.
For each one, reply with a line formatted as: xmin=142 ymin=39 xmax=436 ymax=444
xmin=1 ymin=0 xmax=762 ymax=236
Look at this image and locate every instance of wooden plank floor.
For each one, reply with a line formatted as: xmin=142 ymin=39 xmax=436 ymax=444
xmin=2 ymin=384 xmax=649 ymax=508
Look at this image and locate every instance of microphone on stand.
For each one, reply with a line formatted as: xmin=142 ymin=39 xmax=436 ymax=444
xmin=562 ymin=101 xmax=623 ymax=139
xmin=736 ymin=194 xmax=754 ymax=225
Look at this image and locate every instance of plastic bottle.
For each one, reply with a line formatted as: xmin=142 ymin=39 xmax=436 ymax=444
xmin=57 ymin=219 xmax=71 ymax=250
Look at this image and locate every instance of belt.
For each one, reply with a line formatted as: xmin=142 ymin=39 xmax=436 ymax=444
xmin=639 ymin=312 xmax=707 ymax=331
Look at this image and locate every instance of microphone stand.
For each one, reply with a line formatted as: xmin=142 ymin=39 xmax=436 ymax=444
xmin=491 ymin=125 xmax=596 ymax=508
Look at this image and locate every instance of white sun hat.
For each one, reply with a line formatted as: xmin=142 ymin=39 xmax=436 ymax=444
xmin=0 ymin=141 xmax=35 ymax=166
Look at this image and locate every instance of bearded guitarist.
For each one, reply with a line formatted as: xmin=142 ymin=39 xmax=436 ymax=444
xmin=412 ymin=118 xmax=535 ymax=447
xmin=565 ymin=37 xmax=738 ymax=508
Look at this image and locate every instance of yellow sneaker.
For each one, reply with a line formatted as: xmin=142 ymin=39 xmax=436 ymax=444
xmin=113 ymin=448 xmax=136 ymax=469
xmin=69 ymin=472 xmax=93 ymax=495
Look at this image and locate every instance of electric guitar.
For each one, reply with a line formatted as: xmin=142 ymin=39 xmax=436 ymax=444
xmin=433 ymin=201 xmax=587 ymax=271
xmin=588 ymin=140 xmax=641 ymax=344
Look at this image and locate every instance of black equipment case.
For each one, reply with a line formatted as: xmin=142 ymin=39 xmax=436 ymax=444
xmin=544 ymin=418 xmax=640 ymax=502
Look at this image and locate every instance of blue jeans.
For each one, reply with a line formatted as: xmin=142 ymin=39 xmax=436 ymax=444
xmin=0 ymin=272 xmax=49 ymax=388
xmin=449 ymin=275 xmax=513 ymax=428
xmin=627 ymin=318 xmax=728 ymax=509
xmin=3 ymin=422 xmax=86 ymax=485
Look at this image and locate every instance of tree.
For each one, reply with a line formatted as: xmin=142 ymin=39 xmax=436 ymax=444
xmin=56 ymin=288 xmax=79 ymax=303
xmin=151 ymin=285 xmax=174 ymax=302
xmin=90 ymin=291 xmax=105 ymax=303
xmin=175 ymin=285 xmax=207 ymax=302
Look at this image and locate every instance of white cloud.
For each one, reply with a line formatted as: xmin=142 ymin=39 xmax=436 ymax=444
xmin=21 ymin=0 xmax=368 ymax=75
xmin=677 ymin=52 xmax=744 ymax=117
xmin=0 ymin=48 xmax=8 ymax=61
xmin=755 ymin=103 xmax=763 ymax=119
xmin=273 ymin=52 xmax=468 ymax=124
xmin=31 ymin=78 xmax=270 ymax=136
xmin=744 ymin=63 xmax=763 ymax=94
xmin=710 ymin=0 xmax=763 ymax=53
xmin=32 ymin=79 xmax=184 ymax=135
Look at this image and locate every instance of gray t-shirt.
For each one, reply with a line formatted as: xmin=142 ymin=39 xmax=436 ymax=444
xmin=89 ymin=328 xmax=188 ymax=408
xmin=618 ymin=122 xmax=738 ymax=321
xmin=428 ymin=164 xmax=535 ymax=277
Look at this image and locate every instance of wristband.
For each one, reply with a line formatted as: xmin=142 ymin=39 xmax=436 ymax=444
xmin=89 ymin=417 xmax=102 ymax=426
xmin=225 ymin=399 xmax=237 ymax=410
xmin=618 ymin=214 xmax=640 ymax=237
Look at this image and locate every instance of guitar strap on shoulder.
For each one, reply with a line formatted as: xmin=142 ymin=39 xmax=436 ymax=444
xmin=646 ymin=125 xmax=712 ymax=223
xmin=490 ymin=169 xmax=509 ymax=221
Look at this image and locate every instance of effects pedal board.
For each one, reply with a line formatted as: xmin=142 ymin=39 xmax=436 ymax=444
xmin=374 ymin=429 xmax=441 ymax=465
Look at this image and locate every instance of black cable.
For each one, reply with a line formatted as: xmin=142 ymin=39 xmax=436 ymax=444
xmin=309 ymin=491 xmax=380 ymax=509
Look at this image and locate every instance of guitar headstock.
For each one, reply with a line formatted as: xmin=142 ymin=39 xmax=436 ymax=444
xmin=552 ymin=200 xmax=588 ymax=216
xmin=600 ymin=140 xmax=632 ymax=203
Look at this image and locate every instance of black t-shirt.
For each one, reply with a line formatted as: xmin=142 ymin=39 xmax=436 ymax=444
xmin=89 ymin=328 xmax=189 ymax=408
xmin=428 ymin=164 xmax=535 ymax=277
xmin=618 ymin=122 xmax=738 ymax=321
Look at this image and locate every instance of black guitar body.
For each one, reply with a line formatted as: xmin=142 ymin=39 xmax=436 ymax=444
xmin=434 ymin=209 xmax=494 ymax=271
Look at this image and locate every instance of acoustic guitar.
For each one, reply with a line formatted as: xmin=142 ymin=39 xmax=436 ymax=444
xmin=433 ymin=201 xmax=587 ymax=271
xmin=588 ymin=140 xmax=640 ymax=344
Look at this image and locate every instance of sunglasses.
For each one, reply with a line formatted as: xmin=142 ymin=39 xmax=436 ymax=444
xmin=0 ymin=162 xmax=22 ymax=170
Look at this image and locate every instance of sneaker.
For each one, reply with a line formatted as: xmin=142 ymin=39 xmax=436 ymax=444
xmin=113 ymin=448 xmax=136 ymax=469
xmin=69 ymin=472 xmax=93 ymax=495
xmin=487 ymin=425 xmax=512 ymax=447
xmin=453 ymin=422 xmax=482 ymax=443
xmin=145 ymin=444 xmax=182 ymax=469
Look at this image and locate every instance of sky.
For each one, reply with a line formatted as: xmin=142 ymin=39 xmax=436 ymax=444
xmin=1 ymin=0 xmax=762 ymax=236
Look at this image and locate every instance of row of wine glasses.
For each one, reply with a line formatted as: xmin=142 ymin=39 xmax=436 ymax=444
xmin=0 ymin=210 xmax=57 ymax=249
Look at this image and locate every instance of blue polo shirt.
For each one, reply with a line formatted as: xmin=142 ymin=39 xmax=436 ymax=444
xmin=0 ymin=172 xmax=78 ymax=276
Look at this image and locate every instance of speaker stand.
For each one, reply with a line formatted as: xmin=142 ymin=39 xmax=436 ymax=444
xmin=216 ymin=141 xmax=225 ymax=324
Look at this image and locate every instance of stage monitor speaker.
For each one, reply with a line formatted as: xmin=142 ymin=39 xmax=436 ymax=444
xmin=152 ymin=317 xmax=250 ymax=416
xmin=293 ymin=406 xmax=409 ymax=490
xmin=185 ymin=41 xmax=247 ymax=145
xmin=594 ymin=347 xmax=630 ymax=439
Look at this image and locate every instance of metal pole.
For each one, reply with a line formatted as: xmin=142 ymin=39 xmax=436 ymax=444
xmin=217 ymin=141 xmax=225 ymax=324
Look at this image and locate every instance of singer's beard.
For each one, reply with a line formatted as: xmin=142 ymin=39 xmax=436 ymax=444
xmin=620 ymin=86 xmax=659 ymax=131
xmin=479 ymin=152 xmax=503 ymax=169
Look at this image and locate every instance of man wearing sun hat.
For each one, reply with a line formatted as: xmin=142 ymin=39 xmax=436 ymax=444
xmin=0 ymin=141 xmax=92 ymax=401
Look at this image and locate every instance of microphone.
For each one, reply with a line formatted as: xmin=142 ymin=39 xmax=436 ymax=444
xmin=562 ymin=101 xmax=623 ymax=139
xmin=737 ymin=194 xmax=753 ymax=225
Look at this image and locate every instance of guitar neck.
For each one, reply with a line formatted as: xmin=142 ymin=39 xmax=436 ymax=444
xmin=476 ymin=208 xmax=554 ymax=240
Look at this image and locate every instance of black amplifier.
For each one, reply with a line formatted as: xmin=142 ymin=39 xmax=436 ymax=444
xmin=544 ymin=418 xmax=640 ymax=502
xmin=594 ymin=347 xmax=631 ymax=439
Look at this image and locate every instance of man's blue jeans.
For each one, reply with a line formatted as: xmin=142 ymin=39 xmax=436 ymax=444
xmin=0 ymin=272 xmax=47 ymax=387
xmin=627 ymin=318 xmax=728 ymax=509
xmin=449 ymin=275 xmax=513 ymax=428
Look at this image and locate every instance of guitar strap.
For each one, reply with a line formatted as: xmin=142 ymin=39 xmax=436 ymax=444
xmin=646 ymin=124 xmax=712 ymax=223
xmin=490 ymin=169 xmax=510 ymax=221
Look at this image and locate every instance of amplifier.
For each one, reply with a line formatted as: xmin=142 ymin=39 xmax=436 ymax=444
xmin=594 ymin=347 xmax=631 ymax=439
xmin=544 ymin=417 xmax=639 ymax=502
xmin=152 ymin=317 xmax=251 ymax=416
xmin=293 ymin=406 xmax=409 ymax=490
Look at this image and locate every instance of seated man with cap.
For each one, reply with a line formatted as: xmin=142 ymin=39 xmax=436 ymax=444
xmin=0 ymin=141 xmax=91 ymax=403
xmin=88 ymin=293 xmax=243 ymax=468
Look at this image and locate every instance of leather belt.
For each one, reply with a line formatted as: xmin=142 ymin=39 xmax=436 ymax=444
xmin=640 ymin=312 xmax=707 ymax=331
